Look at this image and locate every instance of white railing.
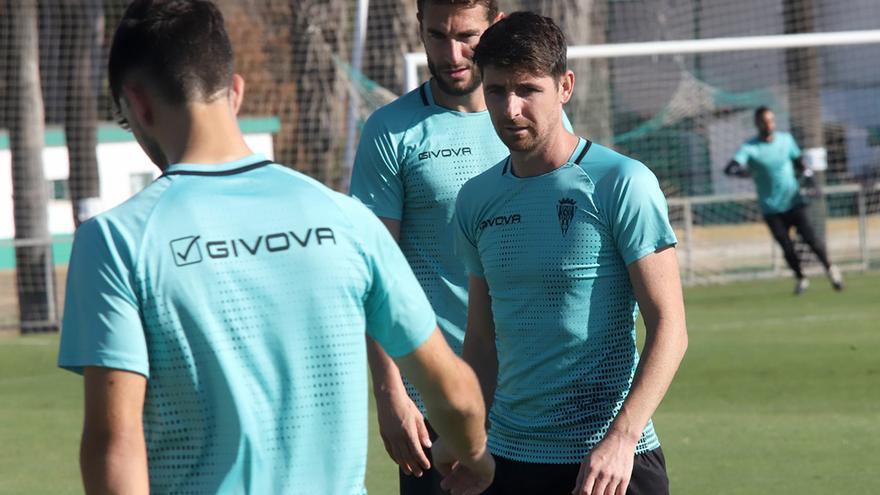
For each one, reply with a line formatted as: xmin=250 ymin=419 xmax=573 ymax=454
xmin=669 ymin=182 xmax=879 ymax=285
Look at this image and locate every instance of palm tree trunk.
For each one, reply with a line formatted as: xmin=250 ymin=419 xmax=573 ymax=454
xmin=6 ymin=0 xmax=59 ymax=333
xmin=61 ymin=0 xmax=104 ymax=226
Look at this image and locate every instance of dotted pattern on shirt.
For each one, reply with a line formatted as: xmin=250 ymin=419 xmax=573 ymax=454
xmin=369 ymin=85 xmax=509 ymax=414
xmin=133 ymin=173 xmax=373 ymax=494
xmin=456 ymin=145 xmax=667 ymax=463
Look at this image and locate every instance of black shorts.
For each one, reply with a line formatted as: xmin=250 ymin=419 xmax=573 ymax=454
xmin=484 ymin=447 xmax=669 ymax=495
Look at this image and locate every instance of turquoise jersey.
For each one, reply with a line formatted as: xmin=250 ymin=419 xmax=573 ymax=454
xmin=58 ymin=154 xmax=436 ymax=494
xmin=454 ymin=139 xmax=677 ymax=463
xmin=350 ymin=81 xmax=571 ymax=412
xmin=733 ymin=131 xmax=803 ymax=214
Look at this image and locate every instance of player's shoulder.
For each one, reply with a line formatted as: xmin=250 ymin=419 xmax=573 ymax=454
xmin=266 ymin=164 xmax=376 ymax=221
xmin=362 ymin=84 xmax=433 ymax=135
xmin=72 ymin=175 xmax=174 ymax=260
xmin=581 ymin=141 xmax=654 ymax=182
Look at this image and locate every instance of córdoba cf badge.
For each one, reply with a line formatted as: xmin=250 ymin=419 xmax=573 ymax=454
xmin=557 ymin=197 xmax=577 ymax=235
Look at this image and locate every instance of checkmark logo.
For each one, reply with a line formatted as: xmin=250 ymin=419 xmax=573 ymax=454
xmin=169 ymin=235 xmax=202 ymax=266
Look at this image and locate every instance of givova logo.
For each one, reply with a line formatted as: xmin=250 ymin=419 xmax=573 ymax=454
xmin=418 ymin=147 xmax=472 ymax=161
xmin=479 ymin=214 xmax=521 ymax=231
xmin=170 ymin=228 xmax=336 ymax=267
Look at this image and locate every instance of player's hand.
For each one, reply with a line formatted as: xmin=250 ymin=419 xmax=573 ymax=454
xmin=723 ymin=161 xmax=747 ymax=177
xmin=572 ymin=430 xmax=637 ymax=495
xmin=433 ymin=438 xmax=495 ymax=495
xmin=375 ymin=388 xmax=432 ymax=476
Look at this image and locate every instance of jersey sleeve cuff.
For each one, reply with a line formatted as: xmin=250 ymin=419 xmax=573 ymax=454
xmin=58 ymin=353 xmax=150 ymax=379
xmin=623 ymin=236 xmax=679 ymax=266
xmin=382 ymin=313 xmax=437 ymax=359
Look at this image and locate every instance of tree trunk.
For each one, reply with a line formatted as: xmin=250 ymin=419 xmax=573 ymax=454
xmin=6 ymin=0 xmax=59 ymax=333
xmin=289 ymin=0 xmax=350 ymax=189
xmin=516 ymin=0 xmax=613 ymax=144
xmin=364 ymin=0 xmax=420 ymax=96
xmin=61 ymin=0 xmax=104 ymax=226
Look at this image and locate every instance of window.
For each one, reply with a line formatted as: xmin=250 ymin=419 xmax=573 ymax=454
xmin=48 ymin=179 xmax=69 ymax=200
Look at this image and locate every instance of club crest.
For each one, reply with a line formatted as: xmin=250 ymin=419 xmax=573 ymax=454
xmin=557 ymin=197 xmax=577 ymax=235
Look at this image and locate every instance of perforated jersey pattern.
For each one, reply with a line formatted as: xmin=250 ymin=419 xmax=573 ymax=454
xmin=454 ymin=140 xmax=677 ymax=463
xmin=59 ymin=156 xmax=435 ymax=493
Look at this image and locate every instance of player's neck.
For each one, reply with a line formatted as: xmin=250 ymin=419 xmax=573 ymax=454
xmin=429 ymin=78 xmax=486 ymax=113
xmin=760 ymin=131 xmax=774 ymax=142
xmin=510 ymin=129 xmax=580 ymax=178
xmin=162 ymin=104 xmax=254 ymax=166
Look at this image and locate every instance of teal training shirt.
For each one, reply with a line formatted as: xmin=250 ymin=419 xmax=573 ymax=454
xmin=58 ymin=154 xmax=436 ymax=494
xmin=350 ymin=81 xmax=571 ymax=412
xmin=733 ymin=131 xmax=803 ymax=214
xmin=454 ymin=139 xmax=677 ymax=463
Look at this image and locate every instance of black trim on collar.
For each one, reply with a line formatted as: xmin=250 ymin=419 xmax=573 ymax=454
xmin=419 ymin=83 xmax=430 ymax=106
xmin=163 ymin=160 xmax=274 ymax=177
xmin=502 ymin=157 xmax=511 ymax=175
xmin=573 ymin=140 xmax=593 ymax=165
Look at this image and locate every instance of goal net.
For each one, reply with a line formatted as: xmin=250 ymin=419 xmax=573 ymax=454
xmin=402 ymin=1 xmax=880 ymax=284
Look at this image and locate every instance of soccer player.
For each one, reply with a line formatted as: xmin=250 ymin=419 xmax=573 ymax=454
xmin=725 ymin=106 xmax=844 ymax=294
xmin=455 ymin=12 xmax=689 ymax=495
xmin=349 ymin=1 xmax=507 ymax=493
xmin=57 ymin=2 xmax=492 ymax=494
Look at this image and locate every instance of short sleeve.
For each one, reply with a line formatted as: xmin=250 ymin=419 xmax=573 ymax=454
xmin=607 ymin=162 xmax=678 ymax=265
xmin=732 ymin=143 xmax=750 ymax=168
xmin=358 ymin=208 xmax=436 ymax=357
xmin=453 ymin=190 xmax=484 ymax=278
xmin=788 ymin=133 xmax=802 ymax=159
xmin=58 ymin=218 xmax=149 ymax=378
xmin=349 ymin=113 xmax=405 ymax=220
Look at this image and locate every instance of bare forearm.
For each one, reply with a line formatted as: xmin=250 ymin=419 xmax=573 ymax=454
xmin=420 ymin=357 xmax=487 ymax=460
xmin=396 ymin=331 xmax=488 ymax=462
xmin=81 ymin=429 xmax=149 ymax=495
xmin=462 ymin=332 xmax=497 ymax=414
xmin=367 ymin=335 xmax=407 ymax=399
xmin=609 ymin=318 xmax=687 ymax=442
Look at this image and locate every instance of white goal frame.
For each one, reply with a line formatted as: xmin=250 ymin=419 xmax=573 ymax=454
xmin=404 ymin=29 xmax=880 ymax=92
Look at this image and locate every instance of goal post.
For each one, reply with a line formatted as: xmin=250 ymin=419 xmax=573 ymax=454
xmin=403 ymin=29 xmax=880 ymax=284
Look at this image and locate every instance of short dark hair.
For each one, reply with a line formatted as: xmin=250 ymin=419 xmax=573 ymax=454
xmin=108 ymin=0 xmax=234 ymax=110
xmin=417 ymin=0 xmax=499 ymax=22
xmin=473 ymin=11 xmax=567 ymax=79
xmin=754 ymin=106 xmax=772 ymax=120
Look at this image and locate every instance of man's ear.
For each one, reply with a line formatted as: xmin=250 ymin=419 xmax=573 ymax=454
xmin=230 ymin=74 xmax=245 ymax=116
xmin=492 ymin=11 xmax=505 ymax=24
xmin=559 ymin=70 xmax=575 ymax=105
xmin=121 ymin=84 xmax=153 ymax=128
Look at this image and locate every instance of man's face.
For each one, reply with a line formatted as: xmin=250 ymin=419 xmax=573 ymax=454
xmin=756 ymin=110 xmax=776 ymax=137
xmin=420 ymin=3 xmax=493 ymax=97
xmin=482 ymin=66 xmax=567 ymax=153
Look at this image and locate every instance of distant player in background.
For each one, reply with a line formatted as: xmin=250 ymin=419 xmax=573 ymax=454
xmin=349 ymin=1 xmax=508 ymax=493
xmin=725 ymin=106 xmax=844 ymax=295
xmin=57 ymin=1 xmax=492 ymax=494
xmin=456 ymin=11 xmax=688 ymax=495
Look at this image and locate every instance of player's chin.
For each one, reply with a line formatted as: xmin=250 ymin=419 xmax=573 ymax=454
xmin=499 ymin=133 xmax=534 ymax=152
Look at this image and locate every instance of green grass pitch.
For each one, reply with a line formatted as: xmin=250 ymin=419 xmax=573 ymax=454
xmin=1 ymin=273 xmax=878 ymax=494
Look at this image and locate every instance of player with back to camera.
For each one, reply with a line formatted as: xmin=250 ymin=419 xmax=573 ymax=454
xmin=725 ymin=106 xmax=844 ymax=295
xmin=454 ymin=11 xmax=689 ymax=495
xmin=57 ymin=1 xmax=493 ymax=494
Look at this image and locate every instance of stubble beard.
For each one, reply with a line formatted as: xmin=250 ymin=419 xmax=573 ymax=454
xmin=427 ymin=58 xmax=482 ymax=97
